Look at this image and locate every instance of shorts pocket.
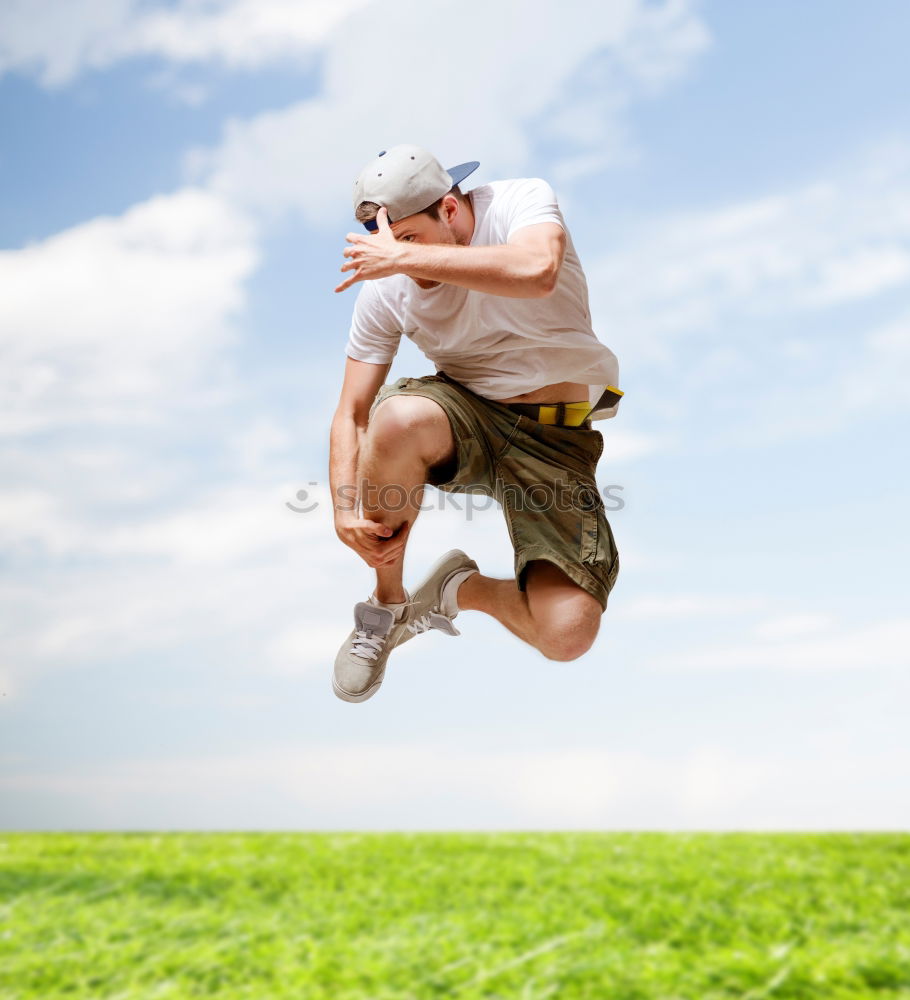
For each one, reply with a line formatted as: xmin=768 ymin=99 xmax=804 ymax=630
xmin=590 ymin=507 xmax=620 ymax=596
xmin=580 ymin=506 xmax=599 ymax=563
xmin=593 ymin=429 xmax=605 ymax=464
xmin=574 ymin=481 xmax=603 ymax=564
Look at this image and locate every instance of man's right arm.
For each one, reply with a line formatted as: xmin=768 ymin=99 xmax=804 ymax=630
xmin=329 ymin=356 xmax=406 ymax=568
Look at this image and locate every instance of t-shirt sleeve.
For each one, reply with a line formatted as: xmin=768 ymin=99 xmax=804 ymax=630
xmin=500 ymin=178 xmax=565 ymax=240
xmin=345 ymin=283 xmax=401 ymax=364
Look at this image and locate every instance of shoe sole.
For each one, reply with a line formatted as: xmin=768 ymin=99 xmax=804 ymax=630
xmin=333 ymin=674 xmax=383 ymax=703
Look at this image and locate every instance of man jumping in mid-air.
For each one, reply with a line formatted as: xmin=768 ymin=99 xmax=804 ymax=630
xmin=330 ymin=145 xmax=623 ymax=702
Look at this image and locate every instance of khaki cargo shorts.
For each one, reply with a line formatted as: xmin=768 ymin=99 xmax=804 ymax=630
xmin=369 ymin=372 xmax=619 ymax=610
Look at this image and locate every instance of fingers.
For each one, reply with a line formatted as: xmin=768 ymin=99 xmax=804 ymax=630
xmin=337 ymin=214 xmax=393 ymax=292
xmin=376 ymin=523 xmax=409 ymax=566
xmin=368 ymin=552 xmax=399 ymax=568
xmin=363 ymin=541 xmax=404 ymax=568
xmin=358 ymin=519 xmax=409 ymax=568
xmin=334 ymin=273 xmax=361 ymax=293
xmin=335 ymin=250 xmax=364 ymax=292
xmin=363 ymin=519 xmax=393 ymax=538
xmin=345 ymin=534 xmax=394 ymax=568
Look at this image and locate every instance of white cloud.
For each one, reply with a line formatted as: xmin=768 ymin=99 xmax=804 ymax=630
xmin=190 ymin=0 xmax=710 ymax=225
xmin=0 ymin=0 xmax=130 ymax=87
xmin=599 ymin=428 xmax=666 ymax=462
xmin=744 ymin=304 xmax=910 ymax=443
xmin=0 ymin=187 xmax=257 ymax=435
xmin=659 ymin=617 xmax=910 ymax=672
xmin=618 ymin=593 xmax=764 ymax=621
xmin=869 ymin=311 xmax=910 ymax=357
xmin=753 ymin=613 xmax=834 ymax=641
xmin=581 ymin=140 xmax=910 ymax=445
xmin=231 ymin=417 xmax=296 ymax=475
xmin=0 ymin=480 xmax=339 ymax=678
xmin=123 ymin=0 xmax=372 ymax=68
xmin=589 ymin=141 xmax=910 ymax=368
xmin=802 ymin=244 xmax=910 ymax=307
xmin=848 ymin=309 xmax=910 ymax=404
xmin=0 ymin=471 xmax=522 ymax=691
xmin=0 ymin=0 xmax=371 ymax=87
xmin=3 ymin=742 xmax=907 ymax=829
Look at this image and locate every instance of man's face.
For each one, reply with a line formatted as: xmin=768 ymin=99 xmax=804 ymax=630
xmin=390 ymin=213 xmax=452 ymax=289
xmin=389 ymin=210 xmax=457 ymax=247
xmin=381 ymin=194 xmax=469 ymax=288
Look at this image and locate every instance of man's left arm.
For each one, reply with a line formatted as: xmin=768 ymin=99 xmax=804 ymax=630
xmin=335 ymin=207 xmax=566 ymax=299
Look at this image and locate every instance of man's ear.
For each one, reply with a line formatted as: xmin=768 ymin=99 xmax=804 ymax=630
xmin=441 ymin=193 xmax=460 ymax=224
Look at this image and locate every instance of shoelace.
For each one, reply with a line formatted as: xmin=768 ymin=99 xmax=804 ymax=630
xmin=349 ymin=595 xmax=414 ymax=660
xmin=406 ymin=610 xmax=459 ymax=636
xmin=408 ymin=613 xmax=439 ymax=635
xmin=349 ymin=630 xmax=385 ymax=660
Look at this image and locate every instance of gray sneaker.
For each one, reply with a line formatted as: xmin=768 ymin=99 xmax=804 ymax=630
xmin=333 ymin=601 xmax=410 ymax=703
xmin=398 ymin=549 xmax=479 ymax=646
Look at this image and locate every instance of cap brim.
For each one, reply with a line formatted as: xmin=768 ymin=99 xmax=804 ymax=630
xmin=447 ymin=160 xmax=480 ymax=188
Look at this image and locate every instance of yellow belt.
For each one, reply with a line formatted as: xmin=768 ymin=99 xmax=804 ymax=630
xmin=507 ymin=386 xmax=624 ymax=426
xmin=536 ymin=401 xmax=594 ymax=426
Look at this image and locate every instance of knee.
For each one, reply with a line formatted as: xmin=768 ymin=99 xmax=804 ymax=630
xmin=537 ymin=607 xmax=601 ymax=662
xmin=368 ymin=396 xmax=443 ymax=456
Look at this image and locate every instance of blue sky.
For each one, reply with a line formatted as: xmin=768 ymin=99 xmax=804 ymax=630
xmin=1 ymin=0 xmax=909 ymax=830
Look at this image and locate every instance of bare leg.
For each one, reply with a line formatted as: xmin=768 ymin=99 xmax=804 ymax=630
xmin=359 ymin=394 xmax=455 ymax=604
xmin=457 ymin=575 xmax=537 ymax=645
xmin=458 ymin=560 xmax=603 ymax=661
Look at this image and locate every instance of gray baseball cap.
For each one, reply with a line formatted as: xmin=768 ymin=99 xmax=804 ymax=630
xmin=353 ymin=144 xmax=480 ymax=232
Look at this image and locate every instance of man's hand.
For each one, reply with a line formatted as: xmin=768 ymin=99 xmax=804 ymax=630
xmin=335 ymin=513 xmax=410 ymax=568
xmin=335 ymin=208 xmax=405 ymax=294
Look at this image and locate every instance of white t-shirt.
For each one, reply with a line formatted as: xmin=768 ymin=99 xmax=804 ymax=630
xmin=345 ymin=178 xmax=621 ymax=420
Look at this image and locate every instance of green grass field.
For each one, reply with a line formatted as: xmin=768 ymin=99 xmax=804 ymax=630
xmin=1 ymin=833 xmax=908 ymax=998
